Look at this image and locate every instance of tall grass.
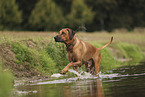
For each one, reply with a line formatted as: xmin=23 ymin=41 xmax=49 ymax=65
xmin=91 ymin=43 xmax=121 ymax=72
xmin=0 ymin=61 xmax=13 ymax=97
xmin=46 ymin=40 xmax=69 ymax=70
xmin=114 ymin=42 xmax=143 ymax=63
xmin=91 ymin=42 xmax=143 ymax=72
xmin=0 ymin=39 xmax=70 ymax=77
xmin=7 ymin=41 xmax=58 ymax=77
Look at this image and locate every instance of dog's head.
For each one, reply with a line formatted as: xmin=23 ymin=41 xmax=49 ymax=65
xmin=54 ymin=28 xmax=76 ymax=43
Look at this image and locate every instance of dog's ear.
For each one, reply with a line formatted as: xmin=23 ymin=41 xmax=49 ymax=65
xmin=67 ymin=29 xmax=75 ymax=40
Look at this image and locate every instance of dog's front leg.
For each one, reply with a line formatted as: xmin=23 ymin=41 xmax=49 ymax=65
xmin=61 ymin=61 xmax=82 ymax=74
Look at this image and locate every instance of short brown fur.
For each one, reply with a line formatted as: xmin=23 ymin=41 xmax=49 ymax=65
xmin=54 ymin=28 xmax=113 ymax=76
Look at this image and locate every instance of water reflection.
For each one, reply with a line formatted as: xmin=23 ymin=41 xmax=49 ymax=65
xmin=16 ymin=78 xmax=104 ymax=97
xmin=103 ymin=62 xmax=145 ymax=97
xmin=16 ymin=62 xmax=145 ymax=97
xmin=63 ymin=79 xmax=104 ymax=97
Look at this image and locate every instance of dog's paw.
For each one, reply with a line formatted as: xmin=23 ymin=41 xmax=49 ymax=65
xmin=61 ymin=67 xmax=68 ymax=74
xmin=60 ymin=72 xmax=66 ymax=75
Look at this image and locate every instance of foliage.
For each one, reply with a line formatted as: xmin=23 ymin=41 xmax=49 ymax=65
xmin=46 ymin=40 xmax=69 ymax=70
xmin=16 ymin=0 xmax=38 ymax=27
xmin=9 ymin=41 xmax=57 ymax=76
xmin=66 ymin=0 xmax=94 ymax=29
xmin=0 ymin=33 xmax=144 ymax=77
xmin=85 ymin=0 xmax=145 ymax=31
xmin=0 ymin=0 xmax=22 ymax=30
xmin=1 ymin=0 xmax=145 ymax=31
xmin=28 ymin=0 xmax=66 ymax=30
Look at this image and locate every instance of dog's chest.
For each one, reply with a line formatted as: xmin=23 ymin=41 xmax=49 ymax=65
xmin=67 ymin=52 xmax=79 ymax=62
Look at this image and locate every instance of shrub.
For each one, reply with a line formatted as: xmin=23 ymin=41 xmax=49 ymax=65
xmin=46 ymin=40 xmax=69 ymax=70
xmin=9 ymin=41 xmax=57 ymax=76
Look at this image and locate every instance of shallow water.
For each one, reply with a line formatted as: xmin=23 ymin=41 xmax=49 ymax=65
xmin=16 ymin=62 xmax=145 ymax=97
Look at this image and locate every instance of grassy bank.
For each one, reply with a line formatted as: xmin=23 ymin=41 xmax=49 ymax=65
xmin=0 ymin=32 xmax=144 ymax=78
xmin=0 ymin=31 xmax=144 ymax=97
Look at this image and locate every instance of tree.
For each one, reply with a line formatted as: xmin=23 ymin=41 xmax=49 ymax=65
xmin=67 ymin=0 xmax=94 ymax=30
xmin=16 ymin=0 xmax=38 ymax=28
xmin=28 ymin=0 xmax=66 ymax=31
xmin=0 ymin=0 xmax=22 ymax=30
xmin=85 ymin=0 xmax=118 ymax=31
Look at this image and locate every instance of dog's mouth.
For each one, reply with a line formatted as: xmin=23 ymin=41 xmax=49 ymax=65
xmin=54 ymin=36 xmax=64 ymax=42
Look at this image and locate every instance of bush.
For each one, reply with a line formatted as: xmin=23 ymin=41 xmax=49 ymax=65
xmin=46 ymin=40 xmax=69 ymax=70
xmin=29 ymin=0 xmax=65 ymax=30
xmin=9 ymin=41 xmax=57 ymax=76
xmin=0 ymin=0 xmax=22 ymax=29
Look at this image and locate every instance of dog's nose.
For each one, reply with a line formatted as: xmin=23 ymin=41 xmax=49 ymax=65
xmin=54 ymin=36 xmax=58 ymax=40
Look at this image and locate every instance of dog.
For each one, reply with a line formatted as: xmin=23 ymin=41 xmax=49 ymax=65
xmin=54 ymin=28 xmax=113 ymax=76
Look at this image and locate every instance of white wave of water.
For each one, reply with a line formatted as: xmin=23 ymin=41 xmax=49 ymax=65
xmin=51 ymin=73 xmax=63 ymax=78
xmin=68 ymin=69 xmax=97 ymax=79
xmin=29 ymin=69 xmax=121 ymax=85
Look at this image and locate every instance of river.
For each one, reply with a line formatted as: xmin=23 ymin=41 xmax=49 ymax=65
xmin=15 ymin=62 xmax=145 ymax=97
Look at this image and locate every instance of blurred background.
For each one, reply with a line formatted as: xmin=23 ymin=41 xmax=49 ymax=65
xmin=0 ymin=0 xmax=145 ymax=32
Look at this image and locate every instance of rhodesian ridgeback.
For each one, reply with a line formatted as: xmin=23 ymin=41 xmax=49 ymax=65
xmin=54 ymin=28 xmax=113 ymax=76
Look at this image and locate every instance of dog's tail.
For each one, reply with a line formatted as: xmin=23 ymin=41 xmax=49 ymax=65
xmin=97 ymin=36 xmax=113 ymax=50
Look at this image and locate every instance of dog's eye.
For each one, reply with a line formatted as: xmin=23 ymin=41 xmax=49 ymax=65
xmin=62 ymin=32 xmax=66 ymax=35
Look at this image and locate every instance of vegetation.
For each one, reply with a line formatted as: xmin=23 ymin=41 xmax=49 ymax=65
xmin=0 ymin=61 xmax=13 ymax=97
xmin=0 ymin=31 xmax=144 ymax=97
xmin=66 ymin=0 xmax=94 ymax=28
xmin=0 ymin=0 xmax=145 ymax=31
xmin=0 ymin=0 xmax=22 ymax=30
xmin=114 ymin=42 xmax=143 ymax=63
xmin=29 ymin=0 xmax=65 ymax=30
xmin=0 ymin=32 xmax=144 ymax=78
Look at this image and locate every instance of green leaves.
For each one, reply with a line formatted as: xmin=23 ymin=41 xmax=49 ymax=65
xmin=67 ymin=0 xmax=94 ymax=28
xmin=29 ymin=0 xmax=65 ymax=30
xmin=0 ymin=0 xmax=22 ymax=29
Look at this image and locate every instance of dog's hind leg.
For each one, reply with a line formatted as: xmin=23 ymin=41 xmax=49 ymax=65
xmin=93 ymin=52 xmax=101 ymax=76
xmin=73 ymin=66 xmax=78 ymax=72
xmin=85 ymin=59 xmax=94 ymax=72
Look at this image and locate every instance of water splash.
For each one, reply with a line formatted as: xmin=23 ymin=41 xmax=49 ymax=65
xmin=68 ymin=69 xmax=96 ymax=79
xmin=51 ymin=73 xmax=63 ymax=78
xmin=51 ymin=69 xmax=119 ymax=79
xmin=29 ymin=69 xmax=120 ymax=85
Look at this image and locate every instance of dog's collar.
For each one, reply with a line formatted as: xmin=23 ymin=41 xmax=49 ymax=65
xmin=65 ymin=37 xmax=76 ymax=52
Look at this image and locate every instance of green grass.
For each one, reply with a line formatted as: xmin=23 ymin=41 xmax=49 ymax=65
xmin=46 ymin=40 xmax=69 ymax=70
xmin=0 ymin=62 xmax=13 ymax=97
xmin=91 ymin=41 xmax=144 ymax=72
xmin=114 ymin=42 xmax=143 ymax=63
xmin=4 ymin=41 xmax=59 ymax=77
xmin=0 ymin=31 xmax=144 ymax=97
xmin=0 ymin=31 xmax=144 ymax=77
xmin=91 ymin=42 xmax=121 ymax=72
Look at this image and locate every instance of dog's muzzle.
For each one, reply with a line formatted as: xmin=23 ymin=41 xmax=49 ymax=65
xmin=54 ymin=35 xmax=64 ymax=42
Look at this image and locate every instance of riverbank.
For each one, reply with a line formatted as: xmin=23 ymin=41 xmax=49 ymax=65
xmin=0 ymin=32 xmax=144 ymax=76
xmin=0 ymin=31 xmax=144 ymax=96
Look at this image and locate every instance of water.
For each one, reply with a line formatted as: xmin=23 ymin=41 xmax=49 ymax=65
xmin=15 ymin=62 xmax=145 ymax=97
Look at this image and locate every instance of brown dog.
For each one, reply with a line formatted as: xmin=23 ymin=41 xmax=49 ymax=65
xmin=54 ymin=28 xmax=113 ymax=76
